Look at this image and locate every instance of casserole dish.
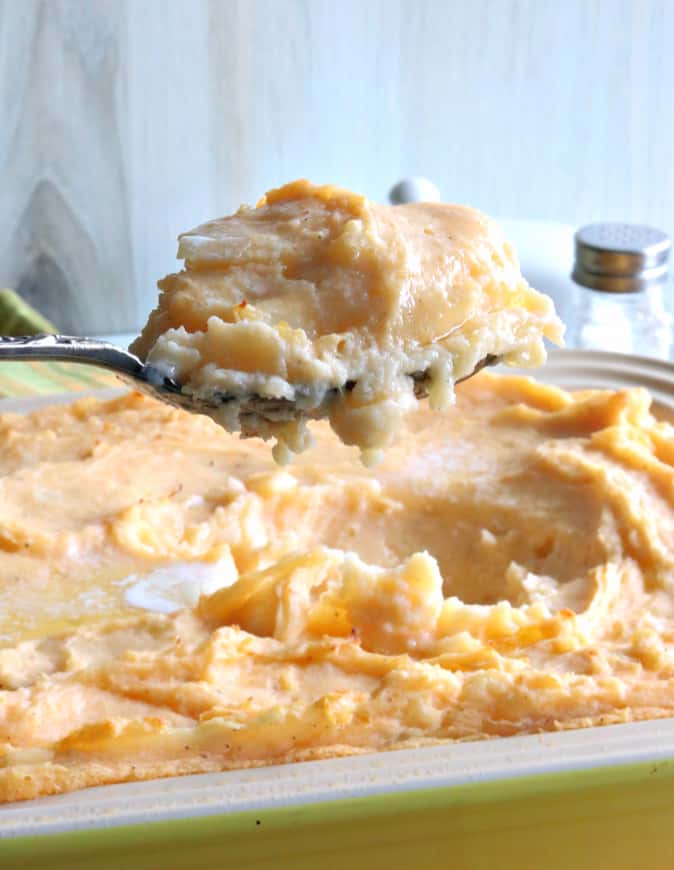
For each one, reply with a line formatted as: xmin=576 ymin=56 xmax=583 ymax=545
xmin=2 ymin=348 xmax=674 ymax=869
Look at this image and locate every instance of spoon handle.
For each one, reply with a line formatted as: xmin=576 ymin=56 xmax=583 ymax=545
xmin=0 ymin=334 xmax=145 ymax=378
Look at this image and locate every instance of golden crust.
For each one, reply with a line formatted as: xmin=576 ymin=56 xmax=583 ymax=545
xmin=5 ymin=708 xmax=673 ymax=803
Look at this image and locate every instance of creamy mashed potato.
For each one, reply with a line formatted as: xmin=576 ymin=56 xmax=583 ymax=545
xmin=131 ymin=181 xmax=563 ymax=462
xmin=2 ymin=373 xmax=674 ymax=802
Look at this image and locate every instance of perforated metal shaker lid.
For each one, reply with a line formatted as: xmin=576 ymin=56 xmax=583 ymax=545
xmin=572 ymin=223 xmax=671 ymax=292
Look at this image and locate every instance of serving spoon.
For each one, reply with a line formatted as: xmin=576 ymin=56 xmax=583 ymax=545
xmin=0 ymin=333 xmax=498 ymax=426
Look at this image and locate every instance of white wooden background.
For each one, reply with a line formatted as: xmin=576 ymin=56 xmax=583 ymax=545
xmin=0 ymin=0 xmax=672 ymax=333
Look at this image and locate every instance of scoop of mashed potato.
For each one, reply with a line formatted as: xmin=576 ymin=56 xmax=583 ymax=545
xmin=131 ymin=180 xmax=563 ymax=462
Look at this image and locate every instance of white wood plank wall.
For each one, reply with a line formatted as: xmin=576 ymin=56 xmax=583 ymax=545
xmin=0 ymin=0 xmax=672 ymax=333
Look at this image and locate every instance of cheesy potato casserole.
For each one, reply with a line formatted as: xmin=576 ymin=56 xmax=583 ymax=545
xmin=2 ymin=374 xmax=674 ymax=802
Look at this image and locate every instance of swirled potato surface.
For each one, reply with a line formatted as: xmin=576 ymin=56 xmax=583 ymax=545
xmin=1 ymin=372 xmax=673 ymax=801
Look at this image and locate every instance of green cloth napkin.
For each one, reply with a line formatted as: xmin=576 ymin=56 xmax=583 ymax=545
xmin=0 ymin=288 xmax=119 ymax=397
xmin=0 ymin=288 xmax=57 ymax=335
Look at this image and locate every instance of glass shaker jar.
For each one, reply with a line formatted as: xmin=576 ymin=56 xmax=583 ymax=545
xmin=571 ymin=223 xmax=673 ymax=359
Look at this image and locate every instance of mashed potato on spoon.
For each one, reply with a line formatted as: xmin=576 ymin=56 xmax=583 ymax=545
xmin=131 ymin=180 xmax=563 ymax=462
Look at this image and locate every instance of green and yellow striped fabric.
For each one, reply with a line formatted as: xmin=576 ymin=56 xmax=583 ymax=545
xmin=0 ymin=360 xmax=120 ymax=398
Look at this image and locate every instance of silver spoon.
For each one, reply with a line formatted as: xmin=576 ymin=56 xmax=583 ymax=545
xmin=0 ymin=333 xmax=498 ymax=428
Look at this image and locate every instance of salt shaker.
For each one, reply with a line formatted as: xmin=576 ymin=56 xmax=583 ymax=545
xmin=571 ymin=223 xmax=672 ymax=359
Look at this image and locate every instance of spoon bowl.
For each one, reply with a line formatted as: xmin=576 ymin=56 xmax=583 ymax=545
xmin=0 ymin=334 xmax=499 ymax=429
